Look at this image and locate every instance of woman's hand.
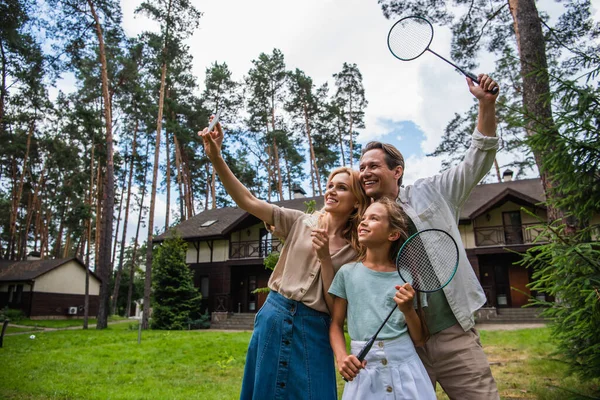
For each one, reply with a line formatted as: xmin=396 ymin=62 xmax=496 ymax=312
xmin=337 ymin=354 xmax=367 ymax=382
xmin=311 ymin=228 xmax=330 ymax=261
xmin=198 ymin=116 xmax=224 ymax=161
xmin=394 ymin=283 xmax=415 ymax=313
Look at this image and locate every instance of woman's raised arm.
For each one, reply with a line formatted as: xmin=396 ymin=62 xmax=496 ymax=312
xmin=199 ymin=121 xmax=274 ymax=225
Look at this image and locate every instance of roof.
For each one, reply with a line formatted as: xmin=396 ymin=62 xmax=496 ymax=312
xmin=154 ymin=196 xmax=324 ymax=242
xmin=459 ymin=178 xmax=545 ymax=220
xmin=0 ymin=257 xmax=101 ymax=282
xmin=159 ymin=179 xmax=546 ymax=241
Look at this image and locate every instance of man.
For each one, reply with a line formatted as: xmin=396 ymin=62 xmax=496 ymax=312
xmin=358 ymin=75 xmax=500 ymax=399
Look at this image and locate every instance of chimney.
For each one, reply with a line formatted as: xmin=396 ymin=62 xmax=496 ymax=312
xmin=27 ymin=251 xmax=41 ymax=260
xmin=502 ymin=169 xmax=514 ymax=182
xmin=292 ymin=185 xmax=307 ymax=199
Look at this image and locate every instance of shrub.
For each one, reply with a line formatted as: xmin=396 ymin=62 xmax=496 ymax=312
xmin=0 ymin=307 xmax=24 ymax=321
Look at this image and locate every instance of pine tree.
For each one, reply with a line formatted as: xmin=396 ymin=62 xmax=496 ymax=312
xmin=333 ymin=63 xmax=367 ymax=168
xmin=151 ymin=233 xmax=202 ymax=330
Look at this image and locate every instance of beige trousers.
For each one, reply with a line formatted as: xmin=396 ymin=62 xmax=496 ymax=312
xmin=416 ymin=323 xmax=500 ymax=400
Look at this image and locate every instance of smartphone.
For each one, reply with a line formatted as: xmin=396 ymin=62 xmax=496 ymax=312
xmin=207 ymin=109 xmax=222 ymax=132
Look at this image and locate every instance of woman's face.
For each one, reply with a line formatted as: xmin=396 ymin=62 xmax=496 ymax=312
xmin=357 ymin=202 xmax=392 ymax=246
xmin=323 ymin=172 xmax=358 ymax=216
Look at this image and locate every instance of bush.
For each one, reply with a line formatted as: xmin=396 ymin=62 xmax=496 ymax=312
xmin=0 ymin=307 xmax=24 ymax=321
xmin=522 ymin=222 xmax=600 ymax=382
xmin=188 ymin=311 xmax=210 ymax=330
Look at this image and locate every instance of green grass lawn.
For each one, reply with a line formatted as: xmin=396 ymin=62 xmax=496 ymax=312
xmin=0 ymin=325 xmax=598 ymax=399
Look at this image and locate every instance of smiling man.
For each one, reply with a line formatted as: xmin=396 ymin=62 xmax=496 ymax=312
xmin=358 ymin=75 xmax=500 ymax=400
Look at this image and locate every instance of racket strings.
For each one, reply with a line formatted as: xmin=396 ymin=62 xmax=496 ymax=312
xmin=388 ymin=18 xmax=433 ymax=61
xmin=397 ymin=231 xmax=458 ymax=292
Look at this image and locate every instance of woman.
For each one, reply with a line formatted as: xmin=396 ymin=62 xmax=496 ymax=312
xmin=200 ymin=120 xmax=369 ymax=400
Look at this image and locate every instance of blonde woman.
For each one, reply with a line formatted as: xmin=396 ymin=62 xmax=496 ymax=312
xmin=200 ymin=120 xmax=369 ymax=400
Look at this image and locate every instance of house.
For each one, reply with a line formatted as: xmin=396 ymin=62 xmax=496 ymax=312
xmin=0 ymin=257 xmax=101 ymax=319
xmin=155 ymin=177 xmax=598 ymax=320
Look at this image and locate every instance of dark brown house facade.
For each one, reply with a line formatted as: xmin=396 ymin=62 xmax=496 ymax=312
xmin=0 ymin=258 xmax=101 ymax=318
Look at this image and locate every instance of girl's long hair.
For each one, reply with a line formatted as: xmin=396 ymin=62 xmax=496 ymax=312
xmin=320 ymin=167 xmax=369 ymax=255
xmin=365 ymin=197 xmax=430 ymax=343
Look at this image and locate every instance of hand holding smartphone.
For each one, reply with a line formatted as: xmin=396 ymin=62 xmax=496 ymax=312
xmin=207 ymin=109 xmax=222 ymax=132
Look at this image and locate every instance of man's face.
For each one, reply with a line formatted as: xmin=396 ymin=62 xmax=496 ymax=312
xmin=359 ymin=149 xmax=403 ymax=200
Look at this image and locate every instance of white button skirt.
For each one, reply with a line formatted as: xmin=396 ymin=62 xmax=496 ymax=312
xmin=342 ymin=334 xmax=436 ymax=400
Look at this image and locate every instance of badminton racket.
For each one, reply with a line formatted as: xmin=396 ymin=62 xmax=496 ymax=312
xmin=387 ymin=16 xmax=499 ymax=95
xmin=345 ymin=229 xmax=459 ymax=379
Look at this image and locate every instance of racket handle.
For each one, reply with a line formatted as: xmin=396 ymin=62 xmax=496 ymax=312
xmin=466 ymin=72 xmax=499 ymax=95
xmin=342 ymin=337 xmax=375 ymax=382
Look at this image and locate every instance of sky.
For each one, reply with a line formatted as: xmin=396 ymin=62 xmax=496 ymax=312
xmin=107 ymin=0 xmax=600 ymax=243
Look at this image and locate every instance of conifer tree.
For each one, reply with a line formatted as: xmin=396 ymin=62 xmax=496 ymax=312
xmin=151 ymin=233 xmax=202 ymax=330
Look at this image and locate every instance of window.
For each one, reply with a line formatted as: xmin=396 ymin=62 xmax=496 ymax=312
xmin=200 ymin=277 xmax=209 ymax=298
xmin=503 ymin=211 xmax=523 ymax=245
xmin=200 ymin=220 xmax=217 ymax=228
xmin=8 ymin=285 xmax=14 ymax=303
xmin=259 ymin=228 xmax=273 ymax=257
xmin=15 ymin=285 xmax=23 ymax=304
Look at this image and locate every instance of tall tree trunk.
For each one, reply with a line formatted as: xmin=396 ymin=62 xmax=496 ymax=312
xmin=266 ymin=145 xmax=273 ymax=203
xmin=127 ymin=140 xmax=150 ymax=318
xmin=18 ymin=193 xmax=33 ymax=260
xmin=493 ymin=158 xmax=501 ymax=182
xmin=165 ymin=101 xmax=171 ymax=227
xmin=270 ymin=110 xmax=284 ymax=201
xmin=178 ymin=141 xmax=193 ymax=217
xmin=94 ymin=168 xmax=102 ymax=269
xmin=337 ymin=117 xmax=346 ymax=167
xmin=6 ymin=122 xmax=34 ymax=260
xmin=22 ymin=168 xmax=44 ymax=259
xmin=53 ymin=205 xmax=67 ymax=258
xmin=84 ymin=140 xmax=95 ymax=329
xmin=173 ymin=133 xmax=186 ymax=220
xmin=0 ymin=42 xmax=5 ymax=132
xmin=204 ymin=163 xmax=210 ymax=210
xmin=508 ymin=0 xmax=564 ymax=226
xmin=348 ymin=98 xmax=354 ymax=168
xmin=88 ymin=0 xmax=115 ymax=329
xmin=144 ymin=0 xmax=173 ymax=328
xmin=179 ymin=144 xmax=194 ymax=217
xmin=303 ymin=102 xmax=321 ymax=195
xmin=111 ymin=170 xmax=127 ymax=268
xmin=112 ymin=122 xmax=138 ymax=315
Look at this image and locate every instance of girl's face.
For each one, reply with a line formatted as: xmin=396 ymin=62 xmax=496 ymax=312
xmin=358 ymin=202 xmax=397 ymax=246
xmin=323 ymin=172 xmax=358 ymax=215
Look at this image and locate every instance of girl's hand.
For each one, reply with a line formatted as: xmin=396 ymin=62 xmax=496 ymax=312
xmin=394 ymin=283 xmax=415 ymax=313
xmin=338 ymin=354 xmax=367 ymax=381
xmin=311 ymin=228 xmax=330 ymax=261
xmin=198 ymin=116 xmax=224 ymax=161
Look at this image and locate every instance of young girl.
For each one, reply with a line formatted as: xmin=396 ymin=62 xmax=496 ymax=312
xmin=200 ymin=120 xmax=369 ymax=400
xmin=329 ymin=197 xmax=436 ymax=399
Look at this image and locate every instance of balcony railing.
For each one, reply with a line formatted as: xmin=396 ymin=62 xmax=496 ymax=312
xmin=474 ymin=223 xmax=547 ymax=247
xmin=229 ymin=239 xmax=284 ymax=259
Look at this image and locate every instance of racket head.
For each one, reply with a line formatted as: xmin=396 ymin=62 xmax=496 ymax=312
xmin=396 ymin=228 xmax=459 ymax=293
xmin=387 ymin=15 xmax=433 ymax=61
xmin=387 ymin=16 xmax=434 ymax=62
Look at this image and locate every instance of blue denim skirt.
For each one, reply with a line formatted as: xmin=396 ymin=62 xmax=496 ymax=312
xmin=240 ymin=291 xmax=337 ymax=400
